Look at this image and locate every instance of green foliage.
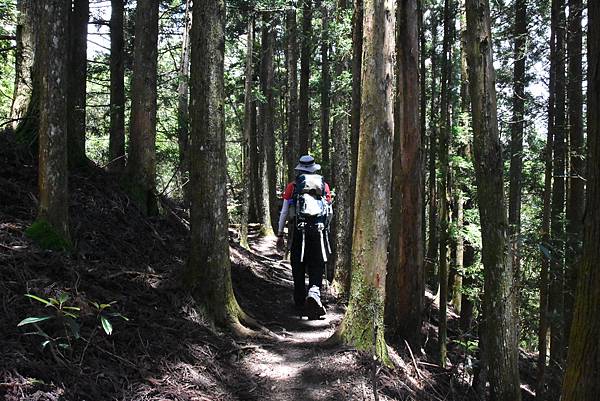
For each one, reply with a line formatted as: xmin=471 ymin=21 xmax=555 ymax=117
xmin=90 ymin=301 xmax=129 ymax=336
xmin=25 ymin=220 xmax=72 ymax=251
xmin=19 ymin=292 xmax=128 ymax=364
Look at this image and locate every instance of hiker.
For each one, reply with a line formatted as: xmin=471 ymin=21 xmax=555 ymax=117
xmin=276 ymin=155 xmax=332 ymax=319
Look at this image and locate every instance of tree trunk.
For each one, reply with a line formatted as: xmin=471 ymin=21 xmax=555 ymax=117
xmin=249 ymin=91 xmax=260 ymax=223
xmin=240 ymin=17 xmax=255 ymax=249
xmin=11 ymin=0 xmax=39 ymax=134
xmin=184 ymin=0 xmax=249 ymax=333
xmin=560 ymin=3 xmax=600 ymax=398
xmin=548 ymin=1 xmax=566 ymax=397
xmin=177 ymin=0 xmax=192 ymax=204
xmin=298 ymin=0 xmax=312 ymax=156
xmin=508 ymin=0 xmax=527 ymax=293
xmin=286 ymin=9 xmax=299 ymax=180
xmin=126 ymin=0 xmax=159 ymax=215
xmin=537 ymin=2 xmax=557 ymax=397
xmin=437 ymin=0 xmax=453 ymax=367
xmin=331 ymin=0 xmax=352 ymax=298
xmin=67 ymin=0 xmax=89 ymax=169
xmin=350 ymin=0 xmax=363 ymax=186
xmin=564 ymin=0 xmax=583 ymax=348
xmin=334 ymin=0 xmax=394 ymax=364
xmin=419 ymin=0 xmax=427 ymax=254
xmin=452 ymin=192 xmax=463 ymax=313
xmin=464 ymin=0 xmax=522 ymax=399
xmin=109 ymin=0 xmax=125 ymax=172
xmin=459 ymin=232 xmax=475 ymax=333
xmin=259 ymin=13 xmax=275 ymax=236
xmin=426 ymin=8 xmax=439 ymax=290
xmin=32 ymin=0 xmax=71 ymax=246
xmin=453 ymin=0 xmax=470 ymax=317
xmin=320 ymin=4 xmax=331 ymax=180
xmin=386 ymin=0 xmax=423 ymax=348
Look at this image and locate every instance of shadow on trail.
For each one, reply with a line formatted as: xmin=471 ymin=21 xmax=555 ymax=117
xmin=228 ymin=235 xmax=372 ymax=401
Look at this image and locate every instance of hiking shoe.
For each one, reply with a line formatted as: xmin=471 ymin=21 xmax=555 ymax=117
xmin=304 ymin=286 xmax=326 ymax=319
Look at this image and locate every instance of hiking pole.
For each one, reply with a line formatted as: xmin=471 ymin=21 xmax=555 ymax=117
xmin=323 ymin=261 xmax=329 ymax=305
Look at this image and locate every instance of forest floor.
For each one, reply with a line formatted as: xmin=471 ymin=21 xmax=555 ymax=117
xmin=0 ymin=136 xmax=535 ymax=401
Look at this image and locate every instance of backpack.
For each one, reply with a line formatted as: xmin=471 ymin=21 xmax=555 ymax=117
xmin=293 ymin=174 xmax=329 ymax=228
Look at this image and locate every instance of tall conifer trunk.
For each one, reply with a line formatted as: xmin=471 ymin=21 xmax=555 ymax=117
xmin=240 ymin=17 xmax=255 ymax=249
xmin=331 ymin=0 xmax=352 ymax=298
xmin=127 ymin=0 xmax=159 ymax=215
xmin=185 ymin=0 xmax=251 ymax=333
xmin=11 ymin=0 xmax=37 ymax=129
xmin=508 ymin=0 xmax=527 ymax=290
xmin=286 ymin=10 xmax=299 ymax=180
xmin=109 ymin=0 xmax=125 ymax=172
xmin=350 ymin=0 xmax=362 ymax=185
xmin=564 ymin=0 xmax=584 ymax=347
xmin=298 ymin=0 xmax=312 ymax=155
xmin=259 ymin=13 xmax=275 ymax=236
xmin=548 ymin=1 xmax=567 ymax=396
xmin=465 ymin=0 xmax=522 ymax=398
xmin=426 ymin=8 xmax=439 ymax=290
xmin=333 ymin=0 xmax=395 ymax=363
xmin=386 ymin=0 xmax=423 ymax=348
xmin=67 ymin=0 xmax=89 ymax=169
xmin=320 ymin=4 xmax=331 ymax=179
xmin=177 ymin=0 xmax=192 ymax=203
xmin=32 ymin=0 xmax=71 ymax=245
xmin=561 ymin=4 xmax=600 ymax=398
xmin=12 ymin=0 xmax=41 ymax=147
xmin=537 ymin=2 xmax=558 ymax=397
xmin=437 ymin=0 xmax=454 ymax=367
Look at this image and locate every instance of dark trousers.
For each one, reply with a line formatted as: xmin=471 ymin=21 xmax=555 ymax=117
xmin=290 ymin=228 xmax=326 ymax=307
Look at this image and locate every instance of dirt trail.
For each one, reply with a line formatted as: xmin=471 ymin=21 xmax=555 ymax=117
xmin=231 ymin=235 xmax=375 ymax=401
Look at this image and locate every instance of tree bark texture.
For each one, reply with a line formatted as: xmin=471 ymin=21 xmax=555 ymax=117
xmin=109 ymin=0 xmax=125 ymax=172
xmin=548 ymin=1 xmax=566 ymax=396
xmin=459 ymin=231 xmax=476 ymax=333
xmin=350 ymin=0 xmax=363 ymax=187
xmin=259 ymin=13 xmax=275 ymax=235
xmin=185 ymin=0 xmax=245 ymax=327
xmin=465 ymin=0 xmax=522 ymax=399
xmin=67 ymin=0 xmax=89 ymax=169
xmin=336 ymin=0 xmax=394 ymax=362
xmin=320 ymin=4 xmax=331 ymax=180
xmin=286 ymin=9 xmax=299 ymax=180
xmin=331 ymin=0 xmax=352 ymax=298
xmin=249 ymin=89 xmax=260 ymax=223
xmin=437 ymin=0 xmax=453 ymax=368
xmin=386 ymin=0 xmax=423 ymax=349
xmin=453 ymin=192 xmax=463 ymax=313
xmin=127 ymin=0 xmax=159 ymax=215
xmin=426 ymin=8 xmax=439 ymax=290
xmin=298 ymin=0 xmax=312 ymax=156
xmin=177 ymin=0 xmax=192 ymax=203
xmin=564 ymin=0 xmax=584 ymax=347
xmin=537 ymin=4 xmax=557 ymax=397
xmin=36 ymin=0 xmax=70 ymax=240
xmin=560 ymin=2 xmax=600 ymax=398
xmin=508 ymin=0 xmax=527 ymax=289
xmin=240 ymin=17 xmax=255 ymax=249
xmin=11 ymin=0 xmax=39 ymax=133
xmin=418 ymin=0 xmax=427 ymax=253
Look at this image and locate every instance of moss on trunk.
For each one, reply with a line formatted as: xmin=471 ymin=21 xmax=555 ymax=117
xmin=25 ymin=220 xmax=72 ymax=252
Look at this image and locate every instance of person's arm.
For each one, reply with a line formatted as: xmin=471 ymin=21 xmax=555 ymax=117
xmin=277 ymin=200 xmax=290 ymax=236
xmin=277 ymin=182 xmax=295 ymax=237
